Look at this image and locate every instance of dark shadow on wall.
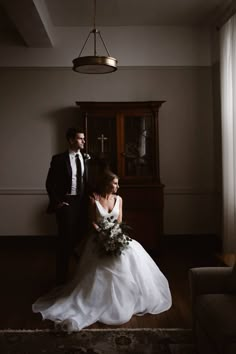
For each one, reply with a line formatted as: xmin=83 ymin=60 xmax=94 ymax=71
xmin=33 ymin=200 xmax=56 ymax=236
xmin=38 ymin=106 xmax=83 ymax=235
xmin=45 ymin=106 xmax=83 ymax=152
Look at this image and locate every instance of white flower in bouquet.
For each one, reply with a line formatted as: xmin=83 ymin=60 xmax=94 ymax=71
xmin=96 ymin=218 xmax=132 ymax=256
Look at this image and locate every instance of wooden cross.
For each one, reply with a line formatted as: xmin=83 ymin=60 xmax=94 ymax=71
xmin=97 ymin=134 xmax=108 ymax=153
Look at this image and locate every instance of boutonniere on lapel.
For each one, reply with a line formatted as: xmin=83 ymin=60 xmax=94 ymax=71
xmin=83 ymin=153 xmax=91 ymax=161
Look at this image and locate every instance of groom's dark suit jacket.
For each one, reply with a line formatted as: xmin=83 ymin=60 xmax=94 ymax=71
xmin=46 ymin=151 xmax=90 ymax=214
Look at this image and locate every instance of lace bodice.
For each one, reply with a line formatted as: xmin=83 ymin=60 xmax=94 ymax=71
xmin=95 ymin=195 xmax=120 ymax=224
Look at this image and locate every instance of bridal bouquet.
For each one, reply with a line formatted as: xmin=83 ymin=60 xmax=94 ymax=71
xmin=96 ymin=218 xmax=132 ymax=256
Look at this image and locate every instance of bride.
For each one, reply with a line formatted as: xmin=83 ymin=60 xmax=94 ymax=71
xmin=32 ymin=170 xmax=172 ymax=332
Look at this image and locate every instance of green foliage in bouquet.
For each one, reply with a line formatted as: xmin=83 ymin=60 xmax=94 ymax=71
xmin=96 ymin=218 xmax=132 ymax=256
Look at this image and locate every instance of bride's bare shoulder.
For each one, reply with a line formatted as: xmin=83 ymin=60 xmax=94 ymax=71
xmin=117 ymin=195 xmax=123 ymax=203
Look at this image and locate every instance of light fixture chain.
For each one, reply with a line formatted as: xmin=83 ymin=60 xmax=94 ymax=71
xmin=98 ymin=31 xmax=111 ymax=57
xmin=94 ymin=30 xmax=97 ymax=56
xmin=78 ymin=31 xmax=92 ymax=57
xmin=93 ymin=0 xmax=96 ymax=29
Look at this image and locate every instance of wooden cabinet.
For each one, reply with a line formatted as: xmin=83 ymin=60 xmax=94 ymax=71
xmin=76 ymin=101 xmax=165 ymax=252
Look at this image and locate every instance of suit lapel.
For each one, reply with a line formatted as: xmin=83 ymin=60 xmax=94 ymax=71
xmin=81 ymin=152 xmax=88 ymax=181
xmin=65 ymin=151 xmax=72 ymax=178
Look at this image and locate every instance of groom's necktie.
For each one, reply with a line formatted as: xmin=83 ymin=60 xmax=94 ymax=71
xmin=75 ymin=153 xmax=83 ymax=195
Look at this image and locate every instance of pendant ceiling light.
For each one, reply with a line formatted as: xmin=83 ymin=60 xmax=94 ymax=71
xmin=72 ymin=0 xmax=118 ymax=74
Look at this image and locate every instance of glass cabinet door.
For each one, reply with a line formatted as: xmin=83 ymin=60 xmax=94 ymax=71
xmin=86 ymin=115 xmax=117 ymax=173
xmin=123 ymin=114 xmax=153 ymax=177
xmin=77 ymin=101 xmax=164 ymax=183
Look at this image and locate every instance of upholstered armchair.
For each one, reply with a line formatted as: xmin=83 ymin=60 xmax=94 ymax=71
xmin=189 ymin=265 xmax=236 ymax=354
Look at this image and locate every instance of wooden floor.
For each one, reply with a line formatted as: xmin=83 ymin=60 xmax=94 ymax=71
xmin=0 ymin=235 xmax=221 ymax=330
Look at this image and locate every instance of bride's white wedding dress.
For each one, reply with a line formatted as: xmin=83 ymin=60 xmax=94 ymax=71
xmin=32 ymin=196 xmax=172 ymax=331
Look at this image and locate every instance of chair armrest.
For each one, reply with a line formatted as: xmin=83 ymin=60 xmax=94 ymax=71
xmin=189 ymin=266 xmax=233 ymax=300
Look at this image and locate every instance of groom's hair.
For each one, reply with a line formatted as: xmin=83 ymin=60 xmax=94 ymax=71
xmin=66 ymin=127 xmax=84 ymax=141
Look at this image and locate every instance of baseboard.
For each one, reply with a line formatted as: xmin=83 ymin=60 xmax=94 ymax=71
xmin=0 ymin=235 xmax=56 ymax=248
xmin=161 ymin=234 xmax=222 ymax=252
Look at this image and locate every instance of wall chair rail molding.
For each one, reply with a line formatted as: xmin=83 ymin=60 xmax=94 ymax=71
xmin=164 ymin=187 xmax=218 ymax=196
xmin=0 ymin=189 xmax=46 ymax=195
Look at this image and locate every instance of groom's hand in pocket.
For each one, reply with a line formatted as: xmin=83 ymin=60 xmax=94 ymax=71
xmin=56 ymin=202 xmax=70 ymax=209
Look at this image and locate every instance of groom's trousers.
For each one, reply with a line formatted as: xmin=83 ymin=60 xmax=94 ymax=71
xmin=55 ymin=195 xmax=86 ymax=285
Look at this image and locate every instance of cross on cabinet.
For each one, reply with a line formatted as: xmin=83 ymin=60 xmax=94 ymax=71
xmin=76 ymin=101 xmax=165 ymax=252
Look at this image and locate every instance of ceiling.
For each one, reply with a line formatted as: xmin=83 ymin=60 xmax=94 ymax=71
xmin=45 ymin=0 xmax=226 ymax=26
xmin=0 ymin=0 xmax=232 ymax=48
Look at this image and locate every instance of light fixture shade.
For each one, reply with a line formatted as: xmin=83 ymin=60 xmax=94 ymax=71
xmin=72 ymin=55 xmax=117 ymax=74
xmin=72 ymin=0 xmax=117 ymax=74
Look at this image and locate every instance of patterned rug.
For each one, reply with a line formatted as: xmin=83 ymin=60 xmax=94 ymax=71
xmin=0 ymin=328 xmax=196 ymax=354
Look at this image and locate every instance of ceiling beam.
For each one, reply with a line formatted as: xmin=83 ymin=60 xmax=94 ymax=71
xmin=1 ymin=0 xmax=54 ymax=47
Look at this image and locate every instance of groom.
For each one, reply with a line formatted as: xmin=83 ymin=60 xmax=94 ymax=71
xmin=46 ymin=127 xmax=91 ymax=285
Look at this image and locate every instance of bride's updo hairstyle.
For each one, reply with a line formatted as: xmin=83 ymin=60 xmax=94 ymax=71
xmin=96 ymin=170 xmax=118 ymax=195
